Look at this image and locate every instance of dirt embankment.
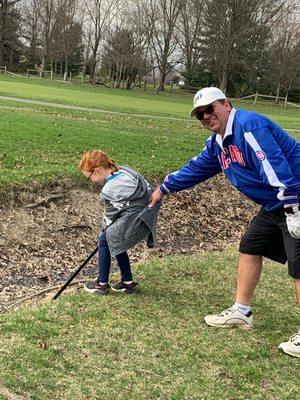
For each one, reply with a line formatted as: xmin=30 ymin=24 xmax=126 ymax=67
xmin=0 ymin=175 xmax=257 ymax=311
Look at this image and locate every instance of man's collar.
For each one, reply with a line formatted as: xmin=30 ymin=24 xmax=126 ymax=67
xmin=216 ymin=108 xmax=237 ymax=149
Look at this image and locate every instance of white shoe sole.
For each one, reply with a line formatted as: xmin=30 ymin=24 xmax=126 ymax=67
xmin=84 ymin=286 xmax=98 ymax=293
xmin=278 ymin=345 xmax=300 ymax=358
xmin=205 ymin=320 xmax=252 ymax=330
xmin=110 ymin=287 xmax=127 ymax=292
xmin=83 ymin=285 xmax=108 ymax=295
xmin=111 ymin=287 xmax=136 ymax=293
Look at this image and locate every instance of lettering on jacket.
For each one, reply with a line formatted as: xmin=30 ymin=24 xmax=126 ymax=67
xmin=219 ymin=145 xmax=246 ymax=170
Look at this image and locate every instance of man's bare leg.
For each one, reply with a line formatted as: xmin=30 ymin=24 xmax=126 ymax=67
xmin=278 ymin=278 xmax=300 ymax=357
xmin=295 ymin=279 xmax=300 ymax=306
xmin=235 ymin=253 xmax=263 ymax=305
xmin=204 ymin=253 xmax=262 ymax=329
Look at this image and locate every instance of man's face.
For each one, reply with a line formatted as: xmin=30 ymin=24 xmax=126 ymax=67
xmin=196 ymin=100 xmax=232 ymax=136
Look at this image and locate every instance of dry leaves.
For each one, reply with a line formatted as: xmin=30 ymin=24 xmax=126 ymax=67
xmin=0 ymin=175 xmax=258 ymax=311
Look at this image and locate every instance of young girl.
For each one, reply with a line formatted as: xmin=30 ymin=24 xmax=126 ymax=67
xmin=79 ymin=150 xmax=160 ymax=294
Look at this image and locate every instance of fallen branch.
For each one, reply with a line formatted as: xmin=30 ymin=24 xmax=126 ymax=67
xmin=53 ymin=224 xmax=92 ymax=232
xmin=2 ymin=279 xmax=90 ymax=311
xmin=2 ymin=264 xmax=121 ymax=312
xmin=0 ymin=382 xmax=28 ymax=400
xmin=24 ymin=194 xmax=65 ymax=209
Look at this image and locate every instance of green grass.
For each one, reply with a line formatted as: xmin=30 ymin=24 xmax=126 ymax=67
xmin=0 ymin=75 xmax=193 ymax=117
xmin=1 ymin=76 xmax=300 ymax=399
xmin=0 ymin=249 xmax=299 ymax=400
xmin=0 ymin=77 xmax=299 ymax=191
xmin=0 ymin=75 xmax=299 ymax=127
xmin=0 ymin=105 xmax=203 ymax=189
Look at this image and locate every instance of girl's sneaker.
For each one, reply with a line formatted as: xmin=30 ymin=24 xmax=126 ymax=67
xmin=110 ymin=281 xmax=138 ymax=293
xmin=84 ymin=281 xmax=109 ymax=295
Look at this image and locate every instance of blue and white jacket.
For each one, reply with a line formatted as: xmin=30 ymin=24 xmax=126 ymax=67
xmin=159 ymin=109 xmax=300 ymax=212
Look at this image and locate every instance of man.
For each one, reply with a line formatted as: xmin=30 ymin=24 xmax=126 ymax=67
xmin=149 ymin=86 xmax=300 ymax=358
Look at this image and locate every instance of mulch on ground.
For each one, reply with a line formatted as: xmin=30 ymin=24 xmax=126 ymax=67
xmin=0 ymin=175 xmax=258 ymax=311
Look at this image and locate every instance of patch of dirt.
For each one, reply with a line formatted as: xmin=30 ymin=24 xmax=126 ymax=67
xmin=0 ymin=175 xmax=258 ymax=311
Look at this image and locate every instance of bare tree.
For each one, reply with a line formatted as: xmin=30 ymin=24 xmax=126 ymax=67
xmin=142 ymin=0 xmax=183 ymax=93
xmin=201 ymin=0 xmax=291 ymax=93
xmin=22 ymin=0 xmax=41 ymax=67
xmin=83 ymin=0 xmax=119 ymax=82
xmin=0 ymin=0 xmax=21 ymax=66
xmin=177 ymin=0 xmax=204 ymax=84
xmin=81 ymin=22 xmax=92 ymax=77
xmin=31 ymin=0 xmax=57 ymax=75
xmin=114 ymin=0 xmax=152 ymax=89
xmin=22 ymin=0 xmax=83 ymax=76
xmin=268 ymin=11 xmax=300 ymax=99
xmin=50 ymin=0 xmax=83 ymax=77
xmin=102 ymin=26 xmax=151 ymax=89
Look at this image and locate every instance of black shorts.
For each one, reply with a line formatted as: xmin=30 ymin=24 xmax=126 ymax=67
xmin=239 ymin=207 xmax=300 ymax=278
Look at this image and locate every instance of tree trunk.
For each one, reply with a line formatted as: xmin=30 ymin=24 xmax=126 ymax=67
xmin=64 ymin=56 xmax=68 ymax=77
xmin=40 ymin=55 xmax=45 ymax=78
xmin=220 ymin=65 xmax=228 ymax=94
xmin=89 ymin=50 xmax=97 ymax=82
xmin=0 ymin=1 xmax=7 ymax=66
xmin=275 ymin=81 xmax=280 ymax=104
xmin=108 ymin=63 xmax=112 ymax=81
xmin=121 ymin=65 xmax=126 ymax=88
xmin=156 ymin=65 xmax=167 ymax=93
xmin=0 ymin=42 xmax=4 ymax=66
xmin=152 ymin=66 xmax=156 ymax=88
xmin=284 ymin=91 xmax=288 ymax=108
xmin=9 ymin=47 xmax=13 ymax=70
xmin=115 ymin=62 xmax=123 ymax=88
xmin=125 ymin=77 xmax=131 ymax=90
xmin=89 ymin=60 xmax=96 ymax=82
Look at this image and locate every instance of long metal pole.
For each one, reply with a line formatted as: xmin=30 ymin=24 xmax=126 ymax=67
xmin=52 ymin=246 xmax=98 ymax=300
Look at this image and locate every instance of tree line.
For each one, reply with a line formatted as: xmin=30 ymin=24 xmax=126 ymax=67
xmin=0 ymin=0 xmax=299 ymax=98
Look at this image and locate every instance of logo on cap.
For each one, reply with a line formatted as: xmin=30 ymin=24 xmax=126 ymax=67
xmin=194 ymin=93 xmax=202 ymax=105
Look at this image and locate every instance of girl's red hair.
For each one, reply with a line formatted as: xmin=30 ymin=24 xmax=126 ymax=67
xmin=79 ymin=150 xmax=118 ymax=173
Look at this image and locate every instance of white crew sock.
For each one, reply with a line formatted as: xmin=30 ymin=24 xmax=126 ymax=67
xmin=233 ymin=302 xmax=252 ymax=315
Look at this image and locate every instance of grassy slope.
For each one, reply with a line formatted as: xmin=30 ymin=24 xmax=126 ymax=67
xmin=0 ymin=106 xmax=203 ymax=188
xmin=0 ymin=250 xmax=299 ymax=400
xmin=0 ymin=76 xmax=299 ymax=190
xmin=0 ymin=75 xmax=193 ymax=117
xmin=0 ymin=75 xmax=299 ymax=127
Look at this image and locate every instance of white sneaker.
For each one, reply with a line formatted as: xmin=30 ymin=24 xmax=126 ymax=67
xmin=278 ymin=330 xmax=300 ymax=358
xmin=204 ymin=307 xmax=253 ymax=330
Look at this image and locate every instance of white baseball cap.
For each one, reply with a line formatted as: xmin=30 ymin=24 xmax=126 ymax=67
xmin=190 ymin=87 xmax=227 ymax=117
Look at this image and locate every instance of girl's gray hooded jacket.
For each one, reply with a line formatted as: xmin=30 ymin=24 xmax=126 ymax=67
xmin=100 ymin=166 xmax=161 ymax=257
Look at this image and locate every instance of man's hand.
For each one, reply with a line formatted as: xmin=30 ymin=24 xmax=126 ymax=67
xmin=286 ymin=212 xmax=300 ymax=239
xmin=148 ymin=188 xmax=163 ymax=208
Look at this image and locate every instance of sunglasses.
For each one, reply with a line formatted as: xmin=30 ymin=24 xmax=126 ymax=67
xmin=194 ymin=104 xmax=216 ymax=121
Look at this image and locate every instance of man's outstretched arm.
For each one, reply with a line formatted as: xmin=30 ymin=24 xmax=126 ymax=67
xmin=148 ymin=138 xmax=221 ymax=208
